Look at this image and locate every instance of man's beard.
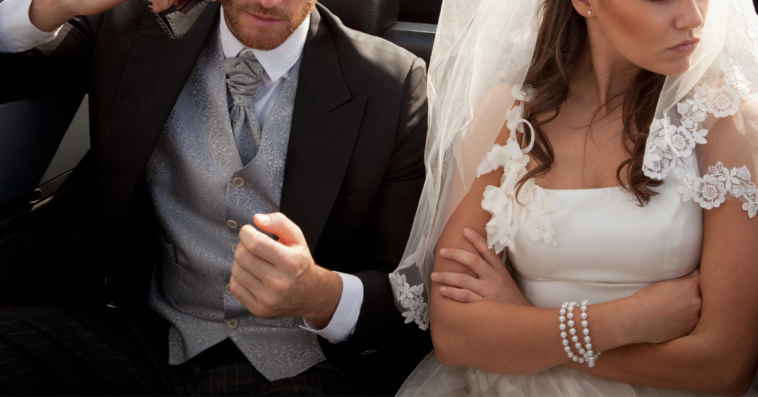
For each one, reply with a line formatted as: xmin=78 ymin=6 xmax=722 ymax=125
xmin=220 ymin=0 xmax=315 ymax=51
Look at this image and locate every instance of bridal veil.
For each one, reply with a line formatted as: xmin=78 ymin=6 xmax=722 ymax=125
xmin=390 ymin=0 xmax=758 ymax=329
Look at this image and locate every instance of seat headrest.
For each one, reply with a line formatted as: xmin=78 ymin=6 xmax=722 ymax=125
xmin=318 ymin=0 xmax=400 ymax=37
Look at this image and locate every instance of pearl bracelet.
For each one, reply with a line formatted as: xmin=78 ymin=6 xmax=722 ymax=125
xmin=559 ymin=301 xmax=601 ymax=367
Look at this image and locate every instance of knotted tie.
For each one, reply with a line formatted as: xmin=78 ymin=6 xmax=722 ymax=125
xmin=225 ymin=51 xmax=265 ymax=166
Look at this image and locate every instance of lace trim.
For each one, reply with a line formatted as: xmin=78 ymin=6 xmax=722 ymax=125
xmin=643 ymin=21 xmax=758 ymax=218
xmin=390 ymin=272 xmax=429 ymax=330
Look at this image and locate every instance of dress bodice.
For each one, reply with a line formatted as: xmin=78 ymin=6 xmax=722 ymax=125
xmin=475 ymin=127 xmax=704 ymax=308
xmin=509 ymin=178 xmax=703 ymax=308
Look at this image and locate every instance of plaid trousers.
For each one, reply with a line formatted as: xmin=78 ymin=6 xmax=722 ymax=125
xmin=0 ymin=306 xmax=367 ymax=396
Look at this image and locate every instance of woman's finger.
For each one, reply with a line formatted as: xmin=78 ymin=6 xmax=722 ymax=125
xmin=440 ymin=247 xmax=497 ymax=280
xmin=432 ymin=271 xmax=487 ymax=296
xmin=463 ymin=228 xmax=505 ymax=270
xmin=439 ymin=286 xmax=483 ymax=303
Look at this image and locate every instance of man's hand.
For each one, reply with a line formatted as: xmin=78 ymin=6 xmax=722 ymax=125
xmin=29 ymin=0 xmax=215 ymax=33
xmin=230 ymin=213 xmax=343 ymax=328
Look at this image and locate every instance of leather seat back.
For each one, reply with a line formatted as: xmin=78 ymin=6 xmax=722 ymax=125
xmin=383 ymin=22 xmax=435 ymax=67
xmin=318 ymin=0 xmax=437 ymax=67
xmin=318 ymin=0 xmax=399 ymax=37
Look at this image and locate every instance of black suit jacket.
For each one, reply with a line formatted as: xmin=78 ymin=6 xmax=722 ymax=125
xmin=1 ymin=0 xmax=431 ymax=392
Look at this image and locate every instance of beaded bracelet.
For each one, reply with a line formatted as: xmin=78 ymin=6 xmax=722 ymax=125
xmin=578 ymin=300 xmax=600 ymax=367
xmin=559 ymin=301 xmax=601 ymax=367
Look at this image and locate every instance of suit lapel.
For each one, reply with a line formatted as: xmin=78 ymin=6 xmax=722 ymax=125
xmin=103 ymin=0 xmax=220 ymax=215
xmin=280 ymin=6 xmax=367 ymax=250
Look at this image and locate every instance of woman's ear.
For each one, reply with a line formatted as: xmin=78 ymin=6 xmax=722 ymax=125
xmin=570 ymin=0 xmax=594 ymax=18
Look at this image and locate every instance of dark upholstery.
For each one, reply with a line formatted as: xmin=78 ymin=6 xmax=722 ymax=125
xmin=383 ymin=22 xmax=436 ymax=68
xmin=318 ymin=0 xmax=437 ymax=68
xmin=399 ymin=0 xmax=442 ymax=25
xmin=318 ymin=0 xmax=399 ymax=37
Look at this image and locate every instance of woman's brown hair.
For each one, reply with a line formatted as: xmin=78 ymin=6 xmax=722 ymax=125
xmin=517 ymin=0 xmax=666 ymax=205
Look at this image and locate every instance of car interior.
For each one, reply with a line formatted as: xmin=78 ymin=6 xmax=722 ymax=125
xmin=1 ymin=0 xmax=756 ymax=381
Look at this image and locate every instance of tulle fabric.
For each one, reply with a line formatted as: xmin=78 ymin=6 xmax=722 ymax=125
xmin=398 ymin=352 xmax=758 ymax=397
xmin=389 ymin=0 xmax=543 ymax=330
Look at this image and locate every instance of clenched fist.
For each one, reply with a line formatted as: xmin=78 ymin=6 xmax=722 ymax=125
xmin=230 ymin=213 xmax=343 ymax=328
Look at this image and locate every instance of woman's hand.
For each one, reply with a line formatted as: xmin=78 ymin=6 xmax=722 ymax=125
xmin=432 ymin=228 xmax=530 ymax=305
xmin=626 ymin=269 xmax=702 ymax=344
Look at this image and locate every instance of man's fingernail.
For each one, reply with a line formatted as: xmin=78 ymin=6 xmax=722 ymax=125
xmin=431 ymin=272 xmax=438 ymax=280
xmin=440 ymin=287 xmax=447 ymax=293
xmin=463 ymin=228 xmax=471 ymax=236
xmin=257 ymin=214 xmax=270 ymax=225
xmin=440 ymin=248 xmax=448 ymax=255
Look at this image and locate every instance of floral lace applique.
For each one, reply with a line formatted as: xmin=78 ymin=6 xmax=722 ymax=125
xmin=642 ymin=20 xmax=758 ymax=218
xmin=390 ymin=272 xmax=429 ymax=330
xmin=478 ymin=86 xmax=557 ymax=254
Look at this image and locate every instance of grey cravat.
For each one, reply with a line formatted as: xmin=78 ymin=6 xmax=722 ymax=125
xmin=225 ymin=51 xmax=265 ymax=165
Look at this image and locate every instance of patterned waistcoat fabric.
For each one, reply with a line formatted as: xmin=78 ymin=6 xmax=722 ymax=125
xmin=144 ymin=26 xmax=325 ymax=381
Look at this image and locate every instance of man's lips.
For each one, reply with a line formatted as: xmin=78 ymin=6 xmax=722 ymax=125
xmin=669 ymin=38 xmax=700 ymax=54
xmin=245 ymin=12 xmax=285 ymax=28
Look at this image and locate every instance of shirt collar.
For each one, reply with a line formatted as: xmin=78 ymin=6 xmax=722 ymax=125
xmin=219 ymin=6 xmax=310 ymax=82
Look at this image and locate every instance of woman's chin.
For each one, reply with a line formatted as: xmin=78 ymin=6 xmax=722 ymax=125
xmin=649 ymin=58 xmax=693 ymax=77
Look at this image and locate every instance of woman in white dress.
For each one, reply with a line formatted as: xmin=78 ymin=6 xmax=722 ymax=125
xmin=391 ymin=0 xmax=758 ymax=395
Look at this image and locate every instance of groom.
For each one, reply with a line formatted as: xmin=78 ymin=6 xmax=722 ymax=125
xmin=0 ymin=0 xmax=430 ymax=394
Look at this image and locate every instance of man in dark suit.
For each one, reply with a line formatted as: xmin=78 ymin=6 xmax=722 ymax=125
xmin=0 ymin=0 xmax=431 ymax=394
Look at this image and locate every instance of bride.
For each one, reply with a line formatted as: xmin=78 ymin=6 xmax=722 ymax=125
xmin=391 ymin=0 xmax=758 ymax=395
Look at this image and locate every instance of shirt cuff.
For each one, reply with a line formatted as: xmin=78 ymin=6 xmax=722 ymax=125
xmin=0 ymin=0 xmax=63 ymax=53
xmin=301 ymin=272 xmax=363 ymax=344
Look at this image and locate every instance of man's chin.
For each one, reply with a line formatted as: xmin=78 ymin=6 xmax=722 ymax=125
xmin=239 ymin=31 xmax=292 ymax=51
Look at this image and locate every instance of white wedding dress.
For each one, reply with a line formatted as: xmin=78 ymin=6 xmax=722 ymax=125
xmin=396 ymin=133 xmax=758 ymax=397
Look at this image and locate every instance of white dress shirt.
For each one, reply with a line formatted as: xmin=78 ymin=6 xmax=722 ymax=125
xmin=0 ymin=0 xmax=363 ymax=344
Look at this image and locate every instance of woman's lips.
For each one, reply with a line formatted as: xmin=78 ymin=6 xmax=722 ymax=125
xmin=246 ymin=12 xmax=284 ymax=28
xmin=669 ymin=39 xmax=700 ymax=54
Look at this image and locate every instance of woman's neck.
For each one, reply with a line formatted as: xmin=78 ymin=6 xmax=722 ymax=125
xmin=570 ymin=27 xmax=642 ymax=114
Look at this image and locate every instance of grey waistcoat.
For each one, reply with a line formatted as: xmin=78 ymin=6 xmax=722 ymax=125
xmin=144 ymin=27 xmax=325 ymax=381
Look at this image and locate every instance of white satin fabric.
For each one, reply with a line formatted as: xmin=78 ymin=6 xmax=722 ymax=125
xmin=397 ymin=177 xmax=757 ymax=396
xmin=511 ymin=178 xmax=702 ymax=309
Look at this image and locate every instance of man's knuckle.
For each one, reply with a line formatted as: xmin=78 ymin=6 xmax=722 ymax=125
xmin=260 ymin=295 xmax=275 ymax=309
xmin=233 ymin=249 xmax=245 ymax=262
xmin=272 ymin=278 xmax=290 ymax=294
xmin=247 ymin=236 xmax=262 ymax=251
xmin=270 ymin=280 xmax=283 ymax=294
xmin=239 ymin=225 xmax=254 ymax=237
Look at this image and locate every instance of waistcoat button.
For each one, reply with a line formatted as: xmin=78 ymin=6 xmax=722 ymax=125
xmin=231 ymin=242 xmax=238 ymax=252
xmin=227 ymin=318 xmax=239 ymax=330
xmin=232 ymin=177 xmax=245 ymax=187
xmin=227 ymin=220 xmax=239 ymax=229
xmin=225 ymin=283 xmax=232 ymax=294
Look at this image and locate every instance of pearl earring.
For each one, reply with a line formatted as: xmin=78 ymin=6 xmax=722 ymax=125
xmin=587 ymin=10 xmax=592 ymax=15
